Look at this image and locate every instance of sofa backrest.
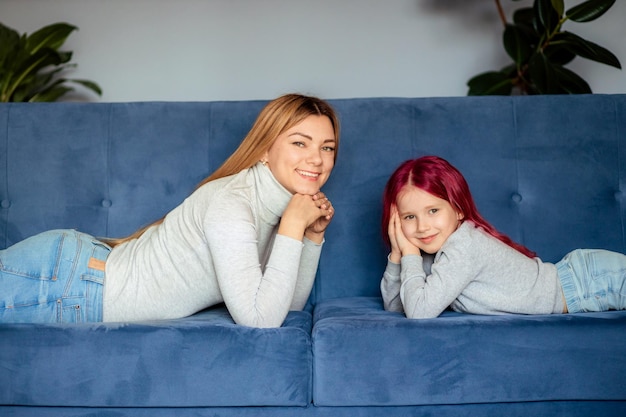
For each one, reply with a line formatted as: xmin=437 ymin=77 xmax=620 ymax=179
xmin=1 ymin=95 xmax=626 ymax=306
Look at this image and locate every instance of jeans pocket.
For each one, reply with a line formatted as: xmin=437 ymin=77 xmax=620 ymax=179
xmin=576 ymin=249 xmax=626 ymax=311
xmin=0 ymin=230 xmax=106 ymax=323
xmin=0 ymin=230 xmax=66 ymax=280
xmin=0 ymin=299 xmax=59 ymax=323
xmin=59 ymin=296 xmax=85 ymax=323
xmin=584 ymin=281 xmax=609 ymax=311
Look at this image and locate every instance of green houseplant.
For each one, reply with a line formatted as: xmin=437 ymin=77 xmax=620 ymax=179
xmin=468 ymin=0 xmax=621 ymax=95
xmin=0 ymin=22 xmax=101 ymax=102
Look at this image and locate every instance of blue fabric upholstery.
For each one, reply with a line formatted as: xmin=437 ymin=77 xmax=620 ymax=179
xmin=313 ymin=297 xmax=626 ymax=406
xmin=0 ymin=307 xmax=312 ymax=407
xmin=2 ymin=402 xmax=626 ymax=417
xmin=2 ymin=95 xmax=626 ymax=416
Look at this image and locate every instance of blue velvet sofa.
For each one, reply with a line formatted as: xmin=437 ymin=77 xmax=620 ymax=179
xmin=1 ymin=94 xmax=626 ymax=417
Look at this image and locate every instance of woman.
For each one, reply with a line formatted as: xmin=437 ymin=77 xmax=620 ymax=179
xmin=381 ymin=155 xmax=626 ymax=319
xmin=0 ymin=93 xmax=339 ymax=327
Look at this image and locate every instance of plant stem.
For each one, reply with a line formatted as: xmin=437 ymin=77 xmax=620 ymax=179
xmin=495 ymin=0 xmax=507 ymax=27
xmin=539 ymin=16 xmax=568 ymax=53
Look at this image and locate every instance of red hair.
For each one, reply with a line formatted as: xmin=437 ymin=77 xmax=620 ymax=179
xmin=382 ymin=156 xmax=536 ymax=258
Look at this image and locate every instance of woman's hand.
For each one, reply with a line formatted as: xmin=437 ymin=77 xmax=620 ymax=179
xmin=304 ymin=192 xmax=334 ymax=243
xmin=388 ymin=206 xmax=420 ymax=263
xmin=279 ymin=192 xmax=334 ymax=244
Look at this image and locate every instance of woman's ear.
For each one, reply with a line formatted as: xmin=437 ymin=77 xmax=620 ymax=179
xmin=260 ymin=151 xmax=269 ymax=166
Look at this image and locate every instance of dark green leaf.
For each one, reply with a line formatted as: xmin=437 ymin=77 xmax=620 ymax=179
xmin=512 ymin=8 xmax=542 ymax=48
xmin=467 ymin=71 xmax=514 ymax=95
xmin=556 ymin=31 xmax=621 ymax=69
xmin=5 ymin=55 xmax=54 ymax=99
xmin=551 ymin=0 xmax=565 ymax=16
xmin=499 ymin=63 xmax=519 ymax=76
xmin=70 ymin=79 xmax=102 ymax=96
xmin=503 ymin=24 xmax=533 ymax=66
xmin=552 ymin=66 xmax=592 ymax=93
xmin=3 ymin=47 xmax=70 ymax=101
xmin=566 ymin=0 xmax=615 ymax=22
xmin=25 ymin=23 xmax=76 ymax=54
xmin=11 ymin=88 xmax=30 ymax=102
xmin=528 ymin=52 xmax=559 ymax=94
xmin=513 ymin=7 xmax=535 ymax=26
xmin=14 ymin=48 xmax=64 ymax=78
xmin=30 ymin=67 xmax=65 ymax=90
xmin=535 ymin=0 xmax=561 ymax=33
xmin=16 ymin=74 xmax=65 ymax=101
xmin=544 ymin=44 xmax=576 ymax=65
xmin=0 ymin=23 xmax=20 ymax=66
xmin=31 ymin=85 xmax=73 ymax=102
xmin=57 ymin=51 xmax=73 ymax=64
xmin=0 ymin=22 xmax=19 ymax=41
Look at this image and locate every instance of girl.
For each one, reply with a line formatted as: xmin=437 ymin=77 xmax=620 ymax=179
xmin=1 ymin=93 xmax=339 ymax=328
xmin=381 ymin=155 xmax=626 ymax=319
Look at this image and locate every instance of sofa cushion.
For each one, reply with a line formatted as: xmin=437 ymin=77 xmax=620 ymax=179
xmin=312 ymin=296 xmax=626 ymax=406
xmin=0 ymin=306 xmax=312 ymax=407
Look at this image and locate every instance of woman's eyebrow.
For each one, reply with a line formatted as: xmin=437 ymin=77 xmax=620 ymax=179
xmin=288 ymin=132 xmax=336 ymax=143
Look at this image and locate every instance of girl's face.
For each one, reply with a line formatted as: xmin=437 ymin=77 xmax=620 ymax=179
xmin=396 ymin=186 xmax=463 ymax=254
xmin=263 ymin=115 xmax=336 ymax=195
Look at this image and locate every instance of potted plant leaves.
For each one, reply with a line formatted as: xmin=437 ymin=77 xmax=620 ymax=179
xmin=0 ymin=22 xmax=102 ymax=102
xmin=468 ymin=0 xmax=621 ymax=95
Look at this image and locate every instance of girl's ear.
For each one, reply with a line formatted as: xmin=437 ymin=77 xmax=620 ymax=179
xmin=457 ymin=212 xmax=464 ymax=221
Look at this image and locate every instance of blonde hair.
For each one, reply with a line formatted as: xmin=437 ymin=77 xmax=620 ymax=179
xmin=105 ymin=93 xmax=340 ymax=247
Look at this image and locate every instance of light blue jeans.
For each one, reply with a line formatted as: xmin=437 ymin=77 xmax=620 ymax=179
xmin=0 ymin=229 xmax=110 ymax=323
xmin=557 ymin=249 xmax=626 ymax=313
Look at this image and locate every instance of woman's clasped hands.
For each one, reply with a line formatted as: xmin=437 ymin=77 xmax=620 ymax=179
xmin=280 ymin=191 xmax=334 ymax=244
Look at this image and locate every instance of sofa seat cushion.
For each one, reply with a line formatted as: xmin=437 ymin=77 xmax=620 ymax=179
xmin=0 ymin=306 xmax=312 ymax=407
xmin=312 ymin=296 xmax=626 ymax=406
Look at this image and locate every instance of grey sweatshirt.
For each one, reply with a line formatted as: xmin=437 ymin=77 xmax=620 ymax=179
xmin=103 ymin=163 xmax=322 ymax=327
xmin=381 ymin=221 xmax=565 ymax=318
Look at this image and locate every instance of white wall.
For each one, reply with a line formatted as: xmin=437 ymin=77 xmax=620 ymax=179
xmin=2 ymin=0 xmax=625 ymax=102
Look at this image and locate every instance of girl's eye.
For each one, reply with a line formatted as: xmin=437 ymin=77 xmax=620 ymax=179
xmin=293 ymin=141 xmax=305 ymax=148
xmin=322 ymin=146 xmax=336 ymax=152
xmin=429 ymin=208 xmax=439 ymax=215
xmin=403 ymin=214 xmax=415 ymax=220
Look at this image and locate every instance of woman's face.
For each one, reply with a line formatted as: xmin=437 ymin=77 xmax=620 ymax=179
xmin=263 ymin=115 xmax=336 ymax=195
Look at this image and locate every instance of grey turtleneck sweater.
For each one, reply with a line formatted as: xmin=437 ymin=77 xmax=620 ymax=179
xmin=381 ymin=221 xmax=565 ymax=318
xmin=103 ymin=163 xmax=322 ymax=327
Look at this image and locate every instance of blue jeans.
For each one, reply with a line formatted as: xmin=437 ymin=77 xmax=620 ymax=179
xmin=0 ymin=230 xmax=110 ymax=323
xmin=557 ymin=249 xmax=626 ymax=313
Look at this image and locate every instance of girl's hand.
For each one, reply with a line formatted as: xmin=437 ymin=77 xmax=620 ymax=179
xmin=388 ymin=206 xmax=403 ymax=263
xmin=279 ymin=192 xmax=334 ymax=244
xmin=388 ymin=206 xmax=420 ymax=262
